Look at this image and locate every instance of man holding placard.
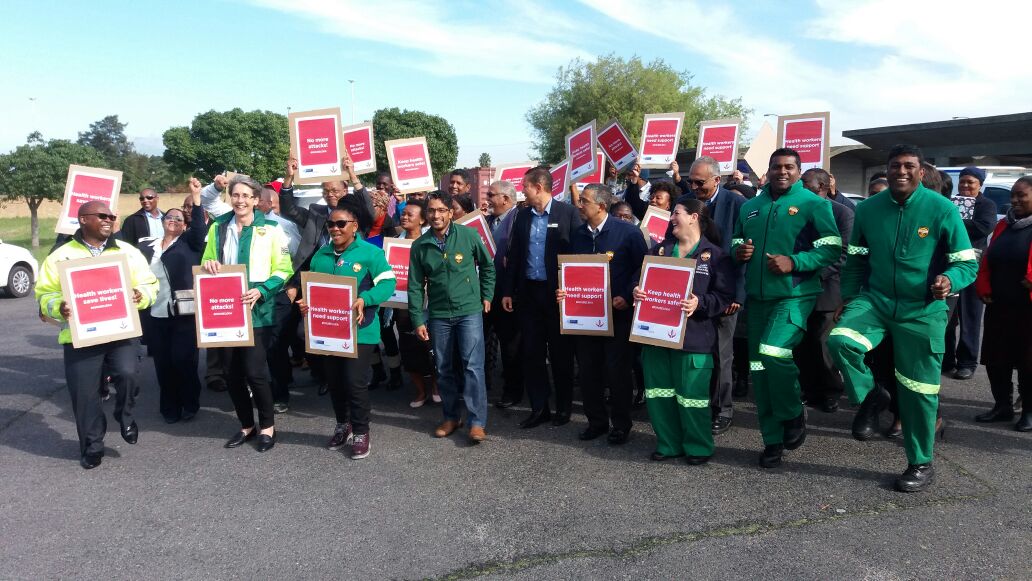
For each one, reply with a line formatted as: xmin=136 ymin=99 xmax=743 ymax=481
xmin=558 ymin=184 xmax=647 ymax=444
xmin=36 ymin=201 xmax=158 ymax=469
xmin=730 ymin=148 xmax=841 ymax=468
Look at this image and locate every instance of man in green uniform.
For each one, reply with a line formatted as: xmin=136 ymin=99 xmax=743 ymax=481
xmin=731 ymin=148 xmax=842 ymax=468
xmin=828 ymin=144 xmax=977 ymax=492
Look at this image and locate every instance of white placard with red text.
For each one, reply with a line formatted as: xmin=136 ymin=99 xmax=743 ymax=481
xmin=777 ymin=112 xmax=831 ymax=172
xmin=697 ymin=119 xmax=741 ymax=175
xmin=597 ymin=119 xmax=638 ymax=171
xmin=385 ymin=137 xmax=435 ymax=194
xmin=456 ymin=210 xmax=497 ymax=259
xmin=640 ymin=206 xmax=670 ymax=247
xmin=289 ymin=107 xmax=345 ymax=185
xmin=550 ymin=160 xmax=570 ymax=201
xmin=629 ymin=256 xmax=696 ymax=348
xmin=493 ymin=162 xmax=537 ymax=193
xmin=343 ymin=122 xmax=376 ymax=175
xmin=382 ymin=238 xmax=413 ymax=308
xmin=56 ymin=165 xmax=123 ymax=235
xmin=558 ymin=255 xmax=613 ymax=336
xmin=565 ymin=120 xmax=598 ymax=181
xmin=574 ymin=151 xmax=606 ymax=188
xmin=192 ymin=266 xmax=253 ymax=347
xmin=302 ymin=272 xmax=358 ymax=358
xmin=639 ymin=112 xmax=685 ymax=169
xmin=58 ymin=254 xmax=142 ymax=348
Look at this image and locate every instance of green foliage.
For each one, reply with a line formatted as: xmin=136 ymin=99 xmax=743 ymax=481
xmin=0 ymin=133 xmax=106 ymax=247
xmin=77 ymin=115 xmax=133 ymax=166
xmin=162 ymin=108 xmax=290 ymax=183
xmin=478 ymin=152 xmax=492 ymax=168
xmin=527 ymin=54 xmax=751 ymax=165
xmin=372 ymin=107 xmax=459 ymax=182
xmin=76 ymin=115 xmax=185 ymax=194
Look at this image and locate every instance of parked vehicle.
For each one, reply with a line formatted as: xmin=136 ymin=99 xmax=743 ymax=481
xmin=0 ymin=239 xmax=38 ymax=298
xmin=940 ymin=166 xmax=1030 ymax=198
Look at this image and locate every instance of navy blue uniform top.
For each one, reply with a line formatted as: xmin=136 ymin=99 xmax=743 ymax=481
xmin=651 ymin=236 xmax=733 ymax=354
xmin=570 ymin=215 xmax=649 ymax=305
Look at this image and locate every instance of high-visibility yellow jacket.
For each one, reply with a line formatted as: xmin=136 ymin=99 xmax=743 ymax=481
xmin=36 ymin=231 xmax=158 ymax=345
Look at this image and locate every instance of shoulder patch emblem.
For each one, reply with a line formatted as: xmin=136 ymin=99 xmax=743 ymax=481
xmin=658 ymin=246 xmax=665 ymax=256
xmin=917 ymin=226 xmax=929 ymax=238
xmin=700 ymin=250 xmax=711 ymax=261
xmin=788 ymin=206 xmax=799 ymax=216
xmin=256 ymin=227 xmax=267 ymax=236
xmin=605 ymin=250 xmax=614 ymax=260
xmin=454 ymin=253 xmax=464 ymax=264
xmin=352 ymin=263 xmax=362 ymax=272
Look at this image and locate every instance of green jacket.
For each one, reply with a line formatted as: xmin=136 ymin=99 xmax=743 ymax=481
xmin=842 ymin=184 xmax=978 ymax=319
xmin=730 ymin=181 xmax=842 ymax=300
xmin=407 ymin=223 xmax=495 ymax=327
xmin=201 ymin=210 xmax=294 ymax=328
xmin=307 ymin=238 xmax=396 ymax=345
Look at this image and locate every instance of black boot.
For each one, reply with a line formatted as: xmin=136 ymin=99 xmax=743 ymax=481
xmin=1016 ymin=412 xmax=1032 ymax=432
xmin=974 ymin=403 xmax=1014 ymax=423
xmin=387 ymin=366 xmax=403 ymax=390
xmin=783 ymin=410 xmax=806 ymax=450
xmin=759 ymin=444 xmax=784 ymax=468
xmin=895 ymin=463 xmax=935 ymax=492
xmin=367 ymin=362 xmax=386 ymax=390
xmin=852 ymin=386 xmax=889 ymax=441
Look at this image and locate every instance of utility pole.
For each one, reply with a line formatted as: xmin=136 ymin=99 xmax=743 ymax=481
xmin=348 ymin=80 xmax=355 ymax=124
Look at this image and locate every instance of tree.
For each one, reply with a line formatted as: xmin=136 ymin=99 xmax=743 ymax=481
xmin=77 ymin=115 xmax=134 ymax=166
xmin=162 ymin=108 xmax=290 ymax=183
xmin=76 ymin=114 xmax=183 ymax=194
xmin=478 ymin=152 xmax=492 ymax=168
xmin=0 ymin=132 xmax=105 ymax=248
xmin=527 ymin=54 xmax=751 ymax=165
xmin=372 ymin=108 xmax=458 ymax=182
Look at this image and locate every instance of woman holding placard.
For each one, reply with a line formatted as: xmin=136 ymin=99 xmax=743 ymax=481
xmin=396 ymin=201 xmax=441 ymax=407
xmin=633 ymin=197 xmax=734 ymax=464
xmin=298 ymin=198 xmax=396 ymax=459
xmin=201 ymin=175 xmax=294 ymax=453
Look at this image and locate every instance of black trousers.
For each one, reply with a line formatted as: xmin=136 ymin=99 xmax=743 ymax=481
xmin=795 ymin=309 xmax=845 ymax=402
xmin=484 ymin=302 xmax=523 ymax=402
xmin=711 ymin=311 xmax=738 ymax=418
xmin=267 ymin=294 xmax=298 ymax=404
xmin=324 ymin=344 xmax=375 ymax=433
xmin=519 ymin=281 xmax=575 ymax=414
xmin=149 ymin=315 xmax=201 ymax=421
xmin=224 ymin=327 xmax=275 ymax=430
xmin=944 ymin=286 xmax=983 ymax=371
xmin=205 ymin=346 xmax=227 ymax=388
xmin=63 ymin=338 xmax=140 ymax=456
xmin=576 ymin=311 xmax=633 ymax=431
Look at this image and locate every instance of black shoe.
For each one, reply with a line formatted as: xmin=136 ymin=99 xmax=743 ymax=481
xmin=607 ymin=428 xmax=629 ymax=445
xmin=895 ymin=463 xmax=935 ymax=492
xmin=651 ymin=451 xmax=684 ymax=461
xmin=225 ymin=429 xmax=257 ymax=448
xmin=1015 ymin=412 xmax=1032 ymax=432
xmin=952 ymin=368 xmax=974 ymax=380
xmin=317 ymin=383 xmax=329 ymax=396
xmin=181 ymin=410 xmax=197 ymax=422
xmin=80 ymin=452 xmax=103 ymax=470
xmin=820 ymin=396 xmax=839 ymax=413
xmin=367 ymin=363 xmax=387 ymax=390
xmin=519 ymin=409 xmax=552 ymax=429
xmin=551 ymin=412 xmax=571 ymax=427
xmin=732 ymin=377 xmax=749 ymax=398
xmin=207 ymin=379 xmax=228 ymax=392
xmin=163 ymin=415 xmax=181 ymax=424
xmin=759 ymin=444 xmax=784 ymax=468
xmin=494 ymin=398 xmax=519 ymax=409
xmin=852 ymin=386 xmax=889 ymax=441
xmin=685 ymin=455 xmax=711 ymax=465
xmin=783 ymin=410 xmax=806 ymax=450
xmin=884 ymin=417 xmax=903 ymax=439
xmin=256 ymin=432 xmax=276 ymax=452
xmin=711 ymin=416 xmax=733 ymax=435
xmin=273 ymin=402 xmax=289 ymax=414
xmin=387 ymin=367 xmax=403 ymax=390
xmin=974 ymin=404 xmax=1014 ymax=423
xmin=120 ymin=421 xmax=138 ymax=445
xmin=579 ymin=425 xmax=608 ymax=440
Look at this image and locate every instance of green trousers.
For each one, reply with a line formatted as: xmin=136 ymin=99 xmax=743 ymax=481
xmin=642 ymin=347 xmax=714 ymax=457
xmin=828 ymin=296 xmax=945 ymax=465
xmin=748 ymin=297 xmax=816 ymax=446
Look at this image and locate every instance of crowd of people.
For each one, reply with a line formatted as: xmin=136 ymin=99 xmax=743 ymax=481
xmin=34 ymin=145 xmax=1031 ymax=494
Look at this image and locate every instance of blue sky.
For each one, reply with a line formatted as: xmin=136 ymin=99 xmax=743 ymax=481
xmin=2 ymin=0 xmax=1029 ymax=168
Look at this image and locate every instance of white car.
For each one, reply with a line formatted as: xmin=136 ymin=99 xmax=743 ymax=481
xmin=0 ymin=239 xmax=38 ymax=298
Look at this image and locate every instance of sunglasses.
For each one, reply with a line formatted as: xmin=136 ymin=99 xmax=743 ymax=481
xmin=326 ymin=219 xmax=354 ymax=229
xmin=164 ymin=216 xmax=184 ymax=223
xmin=139 ymin=195 xmax=156 ymax=201
xmin=687 ymin=179 xmax=709 ymax=188
xmin=82 ymin=213 xmax=117 ymax=221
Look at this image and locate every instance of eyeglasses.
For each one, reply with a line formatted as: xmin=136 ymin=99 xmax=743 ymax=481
xmin=82 ymin=213 xmax=117 ymax=221
xmin=139 ymin=195 xmax=156 ymax=201
xmin=164 ymin=216 xmax=184 ymax=223
xmin=228 ymin=193 xmax=256 ymax=200
xmin=687 ymin=179 xmax=709 ymax=188
xmin=326 ymin=220 xmax=354 ymax=229
xmin=426 ymin=208 xmax=450 ymax=215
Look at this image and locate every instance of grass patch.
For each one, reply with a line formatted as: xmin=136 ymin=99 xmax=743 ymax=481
xmin=0 ymin=217 xmax=59 ymax=264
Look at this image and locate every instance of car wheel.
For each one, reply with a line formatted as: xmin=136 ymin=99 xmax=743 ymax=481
xmin=7 ymin=265 xmax=33 ymax=298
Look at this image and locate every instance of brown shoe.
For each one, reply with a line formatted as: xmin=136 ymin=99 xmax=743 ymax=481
xmin=434 ymin=420 xmax=461 ymax=438
xmin=468 ymin=425 xmax=486 ymax=444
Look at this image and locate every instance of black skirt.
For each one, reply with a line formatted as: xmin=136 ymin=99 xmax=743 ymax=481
xmin=980 ymin=302 xmax=1032 ymax=368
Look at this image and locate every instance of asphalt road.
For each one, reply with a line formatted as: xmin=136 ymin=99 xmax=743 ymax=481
xmin=0 ymin=294 xmax=1029 ymax=579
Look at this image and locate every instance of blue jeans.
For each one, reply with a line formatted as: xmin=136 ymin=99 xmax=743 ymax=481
xmin=429 ymin=314 xmax=488 ymax=428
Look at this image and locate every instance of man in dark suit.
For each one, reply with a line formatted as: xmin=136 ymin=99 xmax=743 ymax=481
xmin=678 ymin=156 xmax=746 ymax=435
xmin=485 ymin=180 xmax=524 ymax=408
xmin=501 ymin=167 xmax=583 ymax=428
xmin=119 ymin=188 xmax=164 ymax=248
xmin=797 ymin=168 xmax=853 ymax=412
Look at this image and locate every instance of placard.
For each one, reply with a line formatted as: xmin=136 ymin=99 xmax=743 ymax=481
xmin=777 ymin=112 xmax=831 ymax=172
xmin=343 ymin=122 xmax=376 ymax=175
xmin=558 ymin=255 xmax=613 ymax=336
xmin=640 ymin=206 xmax=671 ymax=246
xmin=382 ymin=237 xmax=413 ymax=308
xmin=639 ymin=112 xmax=685 ymax=169
xmin=192 ymin=265 xmax=254 ymax=348
xmin=455 ymin=210 xmax=497 ymax=258
xmin=57 ymin=254 xmax=142 ymax=348
xmin=697 ymin=119 xmax=741 ymax=175
xmin=597 ymin=119 xmax=638 ymax=171
xmin=565 ymin=120 xmax=598 ymax=181
xmin=574 ymin=151 xmax=606 ymax=187
xmin=629 ymin=256 xmax=696 ymax=348
xmin=289 ymin=107 xmax=346 ymax=185
xmin=743 ymin=120 xmax=776 ymax=181
xmin=56 ymin=165 xmax=123 ymax=235
xmin=385 ymin=137 xmax=435 ymax=194
xmin=493 ymin=162 xmax=537 ymax=193
xmin=550 ymin=159 xmax=570 ymax=201
xmin=301 ymin=272 xmax=358 ymax=358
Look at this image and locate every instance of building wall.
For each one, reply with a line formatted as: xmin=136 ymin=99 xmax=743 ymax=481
xmin=829 ymin=156 xmax=865 ymax=195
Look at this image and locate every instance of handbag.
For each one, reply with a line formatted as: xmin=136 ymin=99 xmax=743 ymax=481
xmin=172 ymin=290 xmax=196 ymax=316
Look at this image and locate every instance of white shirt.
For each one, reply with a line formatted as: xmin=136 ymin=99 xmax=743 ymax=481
xmin=588 ymin=214 xmax=609 ymax=238
xmin=145 ymin=210 xmax=164 ymax=238
xmin=267 ymin=210 xmax=301 ymax=256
